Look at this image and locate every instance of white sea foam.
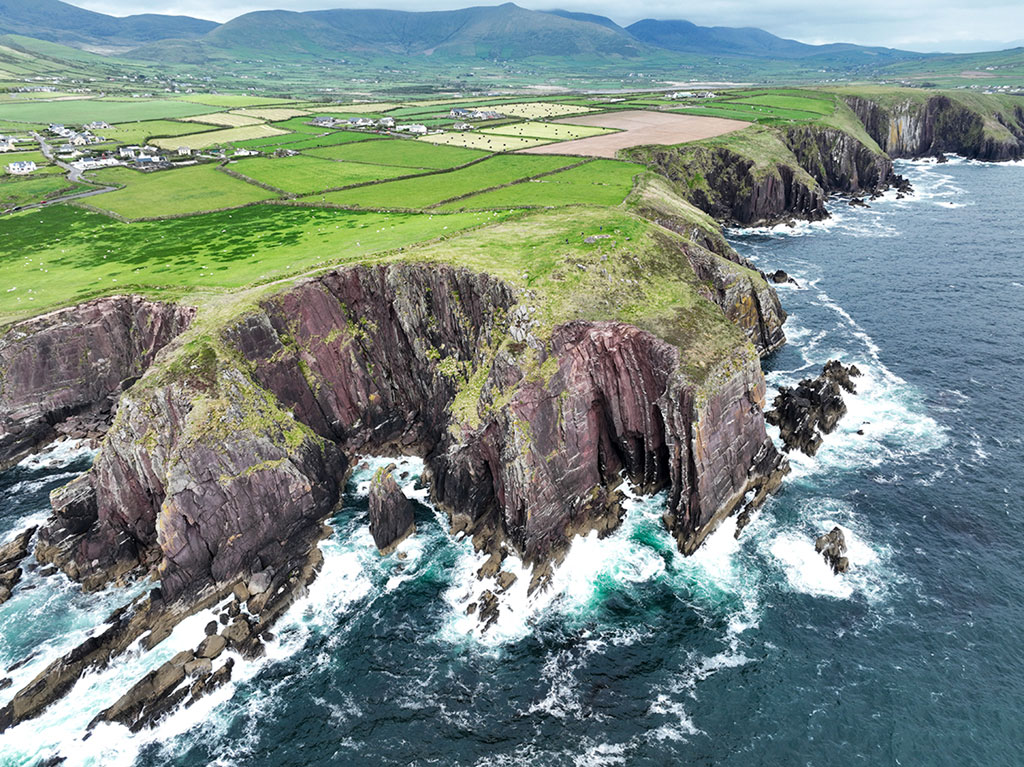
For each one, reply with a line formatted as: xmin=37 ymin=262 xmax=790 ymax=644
xmin=15 ymin=438 xmax=96 ymax=471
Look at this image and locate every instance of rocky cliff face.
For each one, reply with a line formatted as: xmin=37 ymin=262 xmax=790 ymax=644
xmin=845 ymin=94 xmax=1024 ymax=162
xmin=35 ymin=263 xmax=786 ymax=603
xmin=0 ymin=296 xmax=194 ymax=469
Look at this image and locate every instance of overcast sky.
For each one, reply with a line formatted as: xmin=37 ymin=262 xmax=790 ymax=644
xmin=73 ymin=0 xmax=1024 ymax=53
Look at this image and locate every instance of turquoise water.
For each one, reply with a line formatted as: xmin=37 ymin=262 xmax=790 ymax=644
xmin=1 ymin=157 xmax=1022 ymax=765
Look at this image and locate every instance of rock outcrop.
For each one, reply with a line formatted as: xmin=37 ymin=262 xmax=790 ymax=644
xmin=0 ymin=527 xmax=36 ymax=605
xmin=368 ymin=464 xmax=416 ymax=554
xmin=765 ymin=360 xmax=860 ymax=456
xmin=845 ymin=94 xmax=1024 ymax=162
xmin=36 ymin=263 xmax=786 ymax=604
xmin=816 ymin=526 xmax=850 ymax=574
xmin=0 ymin=295 xmax=194 ymax=469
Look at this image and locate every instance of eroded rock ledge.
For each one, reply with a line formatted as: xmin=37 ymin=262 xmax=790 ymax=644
xmin=27 ymin=262 xmax=785 ymax=604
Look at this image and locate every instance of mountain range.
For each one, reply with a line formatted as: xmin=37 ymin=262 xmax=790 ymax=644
xmin=0 ymin=0 xmax=933 ymax=66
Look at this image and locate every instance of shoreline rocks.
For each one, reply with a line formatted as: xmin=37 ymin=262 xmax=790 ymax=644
xmin=766 ymin=360 xmax=861 ymax=456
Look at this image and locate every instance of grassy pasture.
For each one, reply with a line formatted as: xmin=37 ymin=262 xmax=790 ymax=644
xmin=439 ymin=159 xmax=640 ymax=210
xmin=83 ymin=165 xmax=275 ymax=219
xmin=0 ymin=204 xmax=510 ymax=323
xmin=729 ymin=93 xmax=836 ymax=114
xmin=0 ymin=100 xmax=217 ymax=125
xmin=419 ymin=132 xmax=549 ymax=152
xmin=498 ymin=103 xmax=593 ymax=119
xmin=481 ymin=122 xmax=613 ymax=140
xmin=313 ymin=154 xmax=578 ymax=210
xmin=0 ymin=175 xmax=89 ymax=210
xmin=232 ymin=108 xmax=309 ymax=121
xmin=102 ymin=120 xmax=211 ymax=146
xmin=303 ymin=139 xmax=487 ymax=169
xmin=152 ymin=124 xmax=289 ymax=151
xmin=181 ymin=112 xmax=265 ymax=128
xmin=230 ymin=155 xmax=414 ymax=195
xmin=175 ymin=95 xmax=298 ymax=108
xmin=2 ymin=149 xmax=48 ymax=166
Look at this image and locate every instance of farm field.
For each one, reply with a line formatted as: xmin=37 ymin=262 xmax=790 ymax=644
xmin=730 ymin=93 xmax=836 ymax=114
xmin=0 ymin=204 xmax=512 ymax=323
xmin=481 ymin=121 xmax=614 ymax=140
xmin=101 ymin=120 xmax=213 ymax=146
xmin=181 ymin=112 xmax=265 ymax=128
xmin=314 ymin=154 xmax=578 ymax=209
xmin=175 ymin=95 xmax=299 ymax=108
xmin=2 ymin=150 xmax=48 ymax=166
xmin=304 ymin=139 xmax=487 ymax=169
xmin=84 ymin=165 xmax=275 ymax=219
xmin=0 ymin=99 xmax=217 ymax=125
xmin=522 ymin=110 xmax=745 ymax=158
xmin=0 ymin=175 xmax=90 ymax=210
xmin=498 ymin=102 xmax=594 ymax=119
xmin=419 ymin=132 xmax=550 ymax=152
xmin=233 ymin=108 xmax=310 ymax=121
xmin=230 ymin=155 xmax=415 ymax=195
xmin=439 ymin=159 xmax=640 ymax=210
xmin=152 ymin=124 xmax=289 ymax=151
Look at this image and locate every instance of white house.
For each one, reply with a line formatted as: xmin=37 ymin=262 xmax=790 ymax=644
xmin=0 ymin=140 xmax=14 ymax=153
xmin=378 ymin=116 xmax=395 ymax=128
xmin=450 ymin=108 xmax=472 ymax=119
xmin=84 ymin=121 xmax=111 ymax=130
xmin=453 ymin=122 xmax=473 ymax=131
xmin=6 ymin=161 xmax=37 ymax=175
xmin=68 ymin=133 xmax=90 ymax=147
xmin=407 ymin=124 xmax=428 ymax=135
xmin=311 ymin=116 xmax=337 ymax=127
xmin=119 ymin=145 xmax=141 ymax=159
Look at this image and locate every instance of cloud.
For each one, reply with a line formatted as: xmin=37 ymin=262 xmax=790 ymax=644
xmin=72 ymin=0 xmax=1024 ymax=52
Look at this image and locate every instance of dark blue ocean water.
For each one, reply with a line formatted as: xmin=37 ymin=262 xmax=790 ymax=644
xmin=1 ymin=158 xmax=1022 ymax=766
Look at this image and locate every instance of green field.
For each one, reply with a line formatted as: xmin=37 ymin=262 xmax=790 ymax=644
xmin=303 ymin=139 xmax=488 ymax=169
xmin=0 ymin=99 xmax=217 ymax=125
xmin=176 ymin=95 xmax=299 ymax=108
xmin=230 ymin=155 xmax=415 ymax=195
xmin=313 ymin=155 xmax=578 ymax=209
xmin=2 ymin=149 xmax=47 ymax=166
xmin=153 ymin=124 xmax=290 ymax=151
xmin=439 ymin=159 xmax=640 ymax=210
xmin=84 ymin=165 xmax=275 ymax=219
xmin=730 ymin=93 xmax=837 ymax=114
xmin=102 ymin=120 xmax=214 ymax=147
xmin=0 ymin=175 xmax=89 ymax=210
xmin=0 ymin=204 xmax=513 ymax=323
xmin=419 ymin=132 xmax=550 ymax=152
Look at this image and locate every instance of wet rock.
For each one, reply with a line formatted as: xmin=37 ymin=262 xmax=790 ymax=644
xmin=222 ymin=617 xmax=252 ymax=648
xmin=496 ymin=571 xmax=517 ymax=592
xmin=247 ymin=571 xmax=271 ymax=596
xmin=183 ymin=658 xmax=212 ymax=677
xmin=0 ymin=527 xmax=36 ymax=570
xmin=368 ymin=464 xmax=416 ymax=555
xmin=0 ymin=678 xmax=11 ymax=691
xmin=478 ymin=590 xmax=499 ymax=627
xmin=231 ymin=583 xmax=249 ymax=602
xmin=815 ymin=526 xmax=851 ymax=574
xmin=766 ymin=360 xmax=861 ymax=456
xmin=204 ymin=621 xmax=218 ymax=637
xmin=196 ymin=634 xmax=226 ymax=660
xmin=848 ymin=197 xmax=869 ymax=208
xmin=0 ymin=587 xmax=11 ymax=606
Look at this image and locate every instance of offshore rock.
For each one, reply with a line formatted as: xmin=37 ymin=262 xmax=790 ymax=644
xmin=766 ymin=360 xmax=861 ymax=456
xmin=0 ymin=296 xmax=194 ymax=469
xmin=40 ymin=263 xmax=787 ymax=602
xmin=816 ymin=526 xmax=850 ymax=574
xmin=0 ymin=527 xmax=36 ymax=605
xmin=368 ymin=463 xmax=416 ymax=554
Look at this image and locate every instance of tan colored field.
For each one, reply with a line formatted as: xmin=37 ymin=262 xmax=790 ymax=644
xmin=520 ymin=110 xmax=744 ymax=158
xmin=152 ymin=124 xmax=288 ymax=150
xmin=181 ymin=112 xmax=264 ymax=128
xmin=498 ymin=102 xmax=593 ymax=119
xmin=232 ymin=107 xmax=309 ymax=121
xmin=481 ymin=122 xmax=612 ymax=141
xmin=419 ymin=133 xmax=549 ymax=152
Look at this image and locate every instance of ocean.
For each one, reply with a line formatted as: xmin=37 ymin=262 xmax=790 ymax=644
xmin=1 ymin=157 xmax=1022 ymax=766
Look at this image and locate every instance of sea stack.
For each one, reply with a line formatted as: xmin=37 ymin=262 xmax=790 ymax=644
xmin=368 ymin=464 xmax=416 ymax=555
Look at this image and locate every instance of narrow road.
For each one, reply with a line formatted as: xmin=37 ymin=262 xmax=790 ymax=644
xmin=0 ymin=132 xmax=118 ymax=216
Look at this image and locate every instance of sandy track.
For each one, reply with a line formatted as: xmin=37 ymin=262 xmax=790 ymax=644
xmin=519 ymin=110 xmax=745 ymax=158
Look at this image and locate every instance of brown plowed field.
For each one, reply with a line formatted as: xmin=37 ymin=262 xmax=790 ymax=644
xmin=519 ymin=110 xmax=746 ymax=158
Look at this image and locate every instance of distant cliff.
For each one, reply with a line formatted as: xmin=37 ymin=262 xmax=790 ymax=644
xmin=844 ymin=93 xmax=1024 ymax=162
